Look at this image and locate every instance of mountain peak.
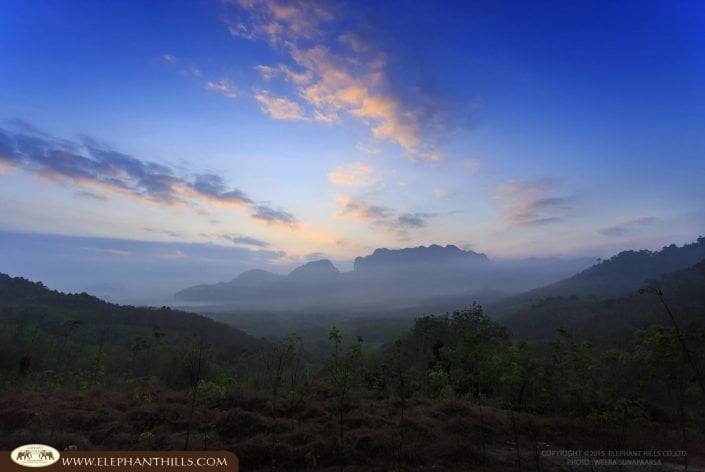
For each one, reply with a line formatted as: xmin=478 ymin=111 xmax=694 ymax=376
xmin=288 ymin=259 xmax=340 ymax=281
xmin=355 ymin=244 xmax=488 ymax=271
xmin=232 ymin=269 xmax=284 ymax=285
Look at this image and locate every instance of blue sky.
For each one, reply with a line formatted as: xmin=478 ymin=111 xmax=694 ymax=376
xmin=1 ymin=0 xmax=704 ymax=299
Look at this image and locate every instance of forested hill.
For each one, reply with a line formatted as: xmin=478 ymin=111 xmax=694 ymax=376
xmin=501 ymin=257 xmax=705 ymax=344
xmin=491 ymin=237 xmax=705 ymax=315
xmin=0 ymin=272 xmax=265 ymax=375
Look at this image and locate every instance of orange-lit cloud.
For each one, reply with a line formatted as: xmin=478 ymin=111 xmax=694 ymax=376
xmin=226 ymin=0 xmax=332 ymax=45
xmin=230 ymin=0 xmax=442 ymax=161
xmin=254 ymin=90 xmax=307 ymax=120
xmin=328 ymin=163 xmax=378 ymax=187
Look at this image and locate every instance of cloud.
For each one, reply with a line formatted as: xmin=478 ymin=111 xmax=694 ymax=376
xmin=1 ymin=123 xmax=296 ymax=227
xmin=396 ymin=212 xmax=432 ymax=230
xmin=225 ymin=0 xmax=333 ymax=45
xmin=335 ymin=195 xmax=433 ymax=238
xmin=189 ymin=173 xmax=252 ymax=207
xmin=504 ymin=197 xmax=572 ymax=226
xmin=227 ymin=0 xmax=444 ymax=161
xmin=335 ymin=195 xmax=392 ymax=221
xmin=254 ymin=90 xmax=307 ymax=120
xmin=143 ymin=227 xmax=183 ymax=238
xmin=355 ymin=142 xmax=381 ymax=156
xmin=497 ymin=178 xmax=573 ymax=227
xmin=0 ymin=129 xmax=20 ymax=163
xmin=160 ymin=53 xmax=201 ymax=76
xmin=599 ymin=217 xmax=658 ymax=237
xmin=206 ymin=79 xmax=238 ymax=98
xmin=251 ymin=203 xmax=298 ymax=227
xmin=304 ymin=251 xmax=328 ymax=261
xmin=433 ymin=187 xmax=455 ymax=199
xmin=328 ymin=163 xmax=377 ymax=187
xmin=255 ymin=64 xmax=311 ymax=84
xmin=497 ymin=178 xmax=558 ymax=195
xmin=74 ymin=191 xmax=107 ymax=201
xmin=229 ymin=234 xmax=271 ymax=247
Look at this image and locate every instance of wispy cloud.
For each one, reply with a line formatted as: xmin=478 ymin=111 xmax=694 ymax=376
xmin=226 ymin=0 xmax=332 ymax=45
xmin=335 ymin=195 xmax=392 ymax=221
xmin=355 ymin=142 xmax=382 ymax=156
xmin=433 ymin=187 xmax=455 ymax=199
xmin=74 ymin=190 xmax=107 ymax=201
xmin=161 ymin=52 xmax=202 ymax=77
xmin=206 ymin=79 xmax=238 ymax=98
xmin=328 ymin=163 xmax=378 ymax=187
xmin=254 ymin=90 xmax=307 ymax=120
xmin=251 ymin=203 xmax=298 ymax=227
xmin=599 ymin=216 xmax=658 ymax=237
xmin=226 ymin=0 xmax=444 ymax=161
xmin=143 ymin=227 xmax=183 ymax=238
xmin=497 ymin=178 xmax=558 ymax=195
xmin=504 ymin=197 xmax=572 ymax=226
xmin=0 ymin=123 xmax=297 ymax=227
xmin=497 ymin=178 xmax=573 ymax=227
xmin=304 ymin=251 xmax=327 ymax=260
xmin=229 ymin=234 xmax=271 ymax=247
xmin=335 ymin=195 xmax=434 ymax=238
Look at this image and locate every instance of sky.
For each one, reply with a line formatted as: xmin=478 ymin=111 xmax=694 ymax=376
xmin=1 ymin=0 xmax=704 ymax=300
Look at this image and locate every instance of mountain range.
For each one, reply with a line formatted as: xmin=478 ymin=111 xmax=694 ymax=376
xmin=175 ymin=244 xmax=592 ymax=313
xmin=175 ymin=239 xmax=705 ymax=326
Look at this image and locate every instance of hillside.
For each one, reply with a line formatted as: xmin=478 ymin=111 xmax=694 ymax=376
xmin=0 ymin=272 xmax=265 ymax=387
xmin=491 ymin=237 xmax=705 ymax=316
xmin=501 ymin=257 xmax=705 ymax=344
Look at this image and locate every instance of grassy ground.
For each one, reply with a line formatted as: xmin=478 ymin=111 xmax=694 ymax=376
xmin=1 ymin=386 xmax=703 ymax=471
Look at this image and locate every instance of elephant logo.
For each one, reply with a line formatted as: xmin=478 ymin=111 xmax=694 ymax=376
xmin=15 ymin=450 xmax=32 ymax=460
xmin=10 ymin=444 xmax=60 ymax=467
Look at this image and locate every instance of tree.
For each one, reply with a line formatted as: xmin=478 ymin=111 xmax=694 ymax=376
xmin=325 ymin=327 xmax=362 ymax=472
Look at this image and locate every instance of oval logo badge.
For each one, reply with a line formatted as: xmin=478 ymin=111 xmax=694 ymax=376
xmin=11 ymin=444 xmax=60 ymax=468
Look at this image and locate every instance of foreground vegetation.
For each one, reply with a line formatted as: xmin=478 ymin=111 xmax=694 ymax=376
xmin=1 ymin=266 xmax=705 ymax=470
xmin=2 ymin=386 xmax=701 ymax=471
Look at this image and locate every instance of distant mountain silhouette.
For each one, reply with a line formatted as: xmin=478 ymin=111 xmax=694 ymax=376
xmin=354 ymin=244 xmax=488 ymax=272
xmin=288 ymin=259 xmax=341 ymax=283
xmin=237 ymin=269 xmax=286 ymax=286
xmin=174 ymin=269 xmax=284 ymax=302
xmin=174 ymin=244 xmax=593 ymax=313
